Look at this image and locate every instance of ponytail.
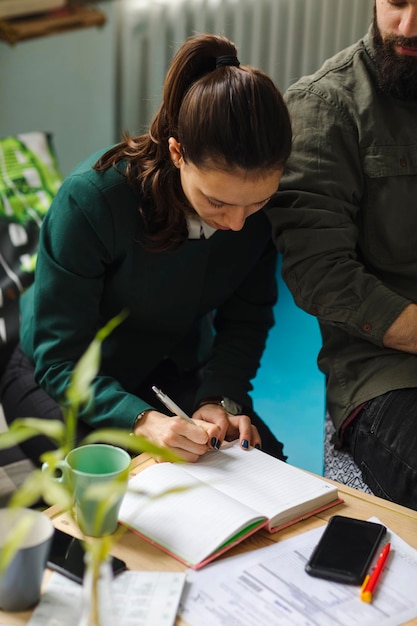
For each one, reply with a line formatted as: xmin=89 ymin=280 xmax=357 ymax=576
xmin=94 ymin=34 xmax=291 ymax=251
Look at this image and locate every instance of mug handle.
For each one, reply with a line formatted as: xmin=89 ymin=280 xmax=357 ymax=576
xmin=41 ymin=459 xmax=66 ymax=483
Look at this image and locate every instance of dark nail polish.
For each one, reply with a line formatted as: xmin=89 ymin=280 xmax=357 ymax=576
xmin=210 ymin=437 xmax=218 ymax=448
xmin=215 ymin=439 xmax=221 ymax=449
xmin=241 ymin=439 xmax=249 ymax=449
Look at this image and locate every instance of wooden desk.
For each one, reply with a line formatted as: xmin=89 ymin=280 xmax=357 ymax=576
xmin=2 ymin=454 xmax=417 ymax=626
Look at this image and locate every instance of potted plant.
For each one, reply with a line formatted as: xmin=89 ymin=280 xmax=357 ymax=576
xmin=0 ymin=311 xmax=181 ymax=625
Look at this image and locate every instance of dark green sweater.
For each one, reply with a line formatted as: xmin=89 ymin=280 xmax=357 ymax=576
xmin=20 ymin=150 xmax=277 ymax=430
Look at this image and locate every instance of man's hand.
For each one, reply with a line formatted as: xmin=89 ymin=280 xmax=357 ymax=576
xmin=382 ymin=303 xmax=417 ymax=354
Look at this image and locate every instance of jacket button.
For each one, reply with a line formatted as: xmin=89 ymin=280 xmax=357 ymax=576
xmin=363 ymin=323 xmax=372 ymax=333
xmin=400 ymin=158 xmax=407 ymax=168
xmin=311 ymin=306 xmax=319 ymax=315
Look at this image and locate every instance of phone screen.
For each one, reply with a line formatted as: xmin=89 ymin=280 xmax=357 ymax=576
xmin=47 ymin=528 xmax=127 ymax=584
xmin=305 ymin=515 xmax=387 ymax=584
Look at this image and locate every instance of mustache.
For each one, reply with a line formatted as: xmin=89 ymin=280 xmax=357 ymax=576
xmin=385 ymin=35 xmax=417 ymax=49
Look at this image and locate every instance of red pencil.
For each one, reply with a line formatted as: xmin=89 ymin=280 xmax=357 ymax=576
xmin=360 ymin=542 xmax=391 ymax=603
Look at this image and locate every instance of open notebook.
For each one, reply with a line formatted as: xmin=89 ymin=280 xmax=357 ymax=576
xmin=118 ymin=441 xmax=341 ymax=569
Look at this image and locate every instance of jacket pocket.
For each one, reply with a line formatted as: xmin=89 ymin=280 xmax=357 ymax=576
xmin=361 ymin=144 xmax=417 ymax=265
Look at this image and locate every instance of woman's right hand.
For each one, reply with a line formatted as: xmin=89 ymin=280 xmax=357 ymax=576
xmin=133 ymin=410 xmax=216 ymax=462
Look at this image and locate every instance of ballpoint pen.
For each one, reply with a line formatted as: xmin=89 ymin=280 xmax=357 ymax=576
xmin=151 ymin=385 xmax=194 ymax=422
xmin=360 ymin=542 xmax=391 ymax=603
xmin=152 ymin=385 xmax=220 ymax=450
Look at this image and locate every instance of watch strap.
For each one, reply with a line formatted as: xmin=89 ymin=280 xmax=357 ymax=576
xmin=197 ymin=397 xmax=242 ymax=416
xmin=131 ymin=409 xmax=151 ymax=433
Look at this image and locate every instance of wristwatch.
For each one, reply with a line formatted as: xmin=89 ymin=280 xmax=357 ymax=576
xmin=131 ymin=409 xmax=152 ymax=433
xmin=197 ymin=397 xmax=242 ymax=416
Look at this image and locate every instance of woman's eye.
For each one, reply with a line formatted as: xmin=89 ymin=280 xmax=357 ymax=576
xmin=207 ymin=199 xmax=224 ymax=209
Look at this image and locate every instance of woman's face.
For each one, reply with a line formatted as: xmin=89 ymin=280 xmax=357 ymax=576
xmin=169 ymin=138 xmax=282 ymax=232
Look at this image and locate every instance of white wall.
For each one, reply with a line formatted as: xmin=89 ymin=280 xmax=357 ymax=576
xmin=118 ymin=0 xmax=374 ymax=136
xmin=0 ymin=0 xmax=374 ymax=176
xmin=0 ymin=1 xmax=118 ymax=176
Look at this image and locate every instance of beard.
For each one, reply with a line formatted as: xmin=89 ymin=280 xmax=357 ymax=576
xmin=372 ymin=12 xmax=417 ymax=100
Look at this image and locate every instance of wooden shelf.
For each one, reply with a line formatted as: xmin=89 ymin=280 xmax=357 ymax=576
xmin=0 ymin=5 xmax=107 ymax=44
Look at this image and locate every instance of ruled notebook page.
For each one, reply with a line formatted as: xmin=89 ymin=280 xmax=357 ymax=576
xmin=118 ymin=462 xmax=266 ymax=567
xmin=180 ymin=441 xmax=337 ymax=527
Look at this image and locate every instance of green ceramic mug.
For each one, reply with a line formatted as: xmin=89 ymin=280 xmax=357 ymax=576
xmin=43 ymin=443 xmax=131 ymax=537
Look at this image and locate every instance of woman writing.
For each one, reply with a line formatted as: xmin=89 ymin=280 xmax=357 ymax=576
xmin=0 ymin=34 xmax=291 ymax=463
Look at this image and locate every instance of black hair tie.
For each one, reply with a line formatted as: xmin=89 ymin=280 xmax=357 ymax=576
xmin=215 ymin=55 xmax=240 ymax=68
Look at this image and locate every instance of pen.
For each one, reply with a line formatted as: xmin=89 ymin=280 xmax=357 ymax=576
xmin=151 ymin=385 xmax=194 ymax=422
xmin=360 ymin=542 xmax=391 ymax=603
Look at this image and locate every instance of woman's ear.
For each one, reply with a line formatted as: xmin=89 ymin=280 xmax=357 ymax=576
xmin=168 ymin=137 xmax=183 ymax=168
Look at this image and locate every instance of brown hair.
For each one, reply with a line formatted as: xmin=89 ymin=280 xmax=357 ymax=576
xmin=94 ymin=34 xmax=292 ymax=250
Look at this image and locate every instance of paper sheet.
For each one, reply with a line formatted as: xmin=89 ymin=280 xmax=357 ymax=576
xmin=28 ymin=570 xmax=186 ymax=626
xmin=179 ymin=517 xmax=417 ymax=626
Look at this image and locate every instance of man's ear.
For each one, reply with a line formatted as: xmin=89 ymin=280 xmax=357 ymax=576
xmin=168 ymin=137 xmax=183 ymax=168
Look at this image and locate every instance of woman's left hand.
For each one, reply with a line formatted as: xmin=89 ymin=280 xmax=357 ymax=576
xmin=192 ymin=404 xmax=261 ymax=451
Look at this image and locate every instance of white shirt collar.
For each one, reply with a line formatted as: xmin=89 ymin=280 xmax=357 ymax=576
xmin=186 ymin=215 xmax=217 ymax=239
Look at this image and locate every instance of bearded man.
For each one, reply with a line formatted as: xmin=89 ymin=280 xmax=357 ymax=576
xmin=269 ymin=0 xmax=417 ymax=509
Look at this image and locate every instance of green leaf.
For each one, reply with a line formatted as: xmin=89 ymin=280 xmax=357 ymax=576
xmin=84 ymin=535 xmax=113 ymax=568
xmin=84 ymin=480 xmax=128 ymax=504
xmin=79 ymin=480 xmax=128 ymax=537
xmin=14 ymin=417 xmax=65 ymax=440
xmin=39 ymin=447 xmax=66 ymax=468
xmin=40 ymin=479 xmax=73 ymax=510
xmin=0 ymin=514 xmax=34 ymax=572
xmin=66 ymin=338 xmax=100 ymax=405
xmin=8 ymin=469 xmax=72 ymax=511
xmin=0 ymin=417 xmax=65 ymax=449
xmin=7 ymin=470 xmax=46 ymax=509
xmin=96 ymin=310 xmax=129 ymax=342
xmin=0 ymin=429 xmax=27 ymax=449
xmin=66 ymin=310 xmax=128 ymax=406
xmin=128 ymin=483 xmax=196 ymax=501
xmin=80 ymin=429 xmax=183 ymax=463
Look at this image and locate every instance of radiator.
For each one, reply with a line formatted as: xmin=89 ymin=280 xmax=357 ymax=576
xmin=117 ymin=0 xmax=374 ymax=135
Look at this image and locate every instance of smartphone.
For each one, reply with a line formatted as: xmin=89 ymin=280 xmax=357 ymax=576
xmin=47 ymin=528 xmax=127 ymax=584
xmin=305 ymin=515 xmax=387 ymax=585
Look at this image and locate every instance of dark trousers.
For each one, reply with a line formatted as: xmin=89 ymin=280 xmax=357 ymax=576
xmin=0 ymin=345 xmax=286 ymax=465
xmin=345 ymin=389 xmax=417 ymax=511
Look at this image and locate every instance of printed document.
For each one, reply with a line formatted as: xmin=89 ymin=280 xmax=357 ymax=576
xmin=28 ymin=570 xmax=186 ymax=626
xmin=179 ymin=517 xmax=417 ymax=626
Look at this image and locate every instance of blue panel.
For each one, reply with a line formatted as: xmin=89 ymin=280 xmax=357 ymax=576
xmin=251 ymin=261 xmax=325 ymax=475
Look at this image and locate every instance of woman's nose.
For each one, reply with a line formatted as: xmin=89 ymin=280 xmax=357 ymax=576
xmin=225 ymin=207 xmax=247 ymax=231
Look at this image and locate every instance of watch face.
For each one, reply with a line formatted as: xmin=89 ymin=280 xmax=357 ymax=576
xmin=221 ymin=398 xmax=242 ymax=415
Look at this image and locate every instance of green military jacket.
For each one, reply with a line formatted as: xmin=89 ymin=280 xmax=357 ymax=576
xmin=269 ymin=28 xmax=417 ymax=441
